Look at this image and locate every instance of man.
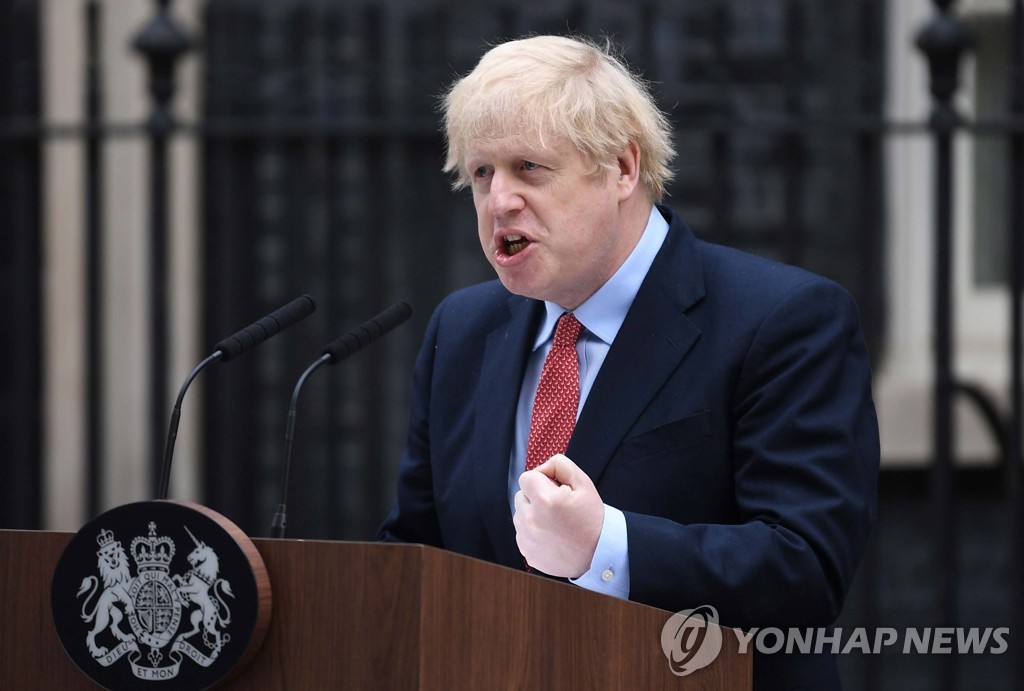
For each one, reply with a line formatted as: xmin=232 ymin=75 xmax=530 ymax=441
xmin=379 ymin=35 xmax=878 ymax=689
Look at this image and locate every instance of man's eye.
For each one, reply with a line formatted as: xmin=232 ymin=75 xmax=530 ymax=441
xmin=522 ymin=161 xmax=540 ymax=171
xmin=473 ymin=166 xmax=490 ymax=178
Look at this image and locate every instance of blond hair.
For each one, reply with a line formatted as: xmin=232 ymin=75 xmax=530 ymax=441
xmin=441 ymin=35 xmax=675 ymax=200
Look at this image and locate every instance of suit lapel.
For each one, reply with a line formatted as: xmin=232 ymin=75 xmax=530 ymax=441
xmin=472 ymin=296 xmax=542 ymax=568
xmin=567 ymin=210 xmax=706 ymax=485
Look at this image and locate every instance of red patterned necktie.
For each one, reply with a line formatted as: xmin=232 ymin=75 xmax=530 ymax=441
xmin=526 ymin=313 xmax=584 ymax=471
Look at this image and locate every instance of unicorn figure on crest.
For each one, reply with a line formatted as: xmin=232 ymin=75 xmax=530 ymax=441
xmin=173 ymin=526 xmax=233 ymax=652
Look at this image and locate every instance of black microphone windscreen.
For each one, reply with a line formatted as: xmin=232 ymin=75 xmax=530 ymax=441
xmin=214 ymin=294 xmax=316 ymax=361
xmin=323 ymin=301 xmax=412 ymax=362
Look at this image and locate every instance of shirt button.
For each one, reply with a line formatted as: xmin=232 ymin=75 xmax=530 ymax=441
xmin=601 ymin=569 xmax=614 ymax=582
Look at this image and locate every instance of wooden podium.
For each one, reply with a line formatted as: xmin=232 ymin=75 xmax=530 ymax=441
xmin=0 ymin=529 xmax=751 ymax=689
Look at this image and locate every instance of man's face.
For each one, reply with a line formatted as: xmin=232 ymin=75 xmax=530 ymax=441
xmin=467 ymin=135 xmax=632 ymax=310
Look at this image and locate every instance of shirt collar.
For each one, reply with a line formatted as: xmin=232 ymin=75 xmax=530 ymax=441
xmin=533 ymin=206 xmax=670 ymax=350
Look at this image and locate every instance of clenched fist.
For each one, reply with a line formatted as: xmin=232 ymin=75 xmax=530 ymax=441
xmin=513 ymin=453 xmax=604 ymax=578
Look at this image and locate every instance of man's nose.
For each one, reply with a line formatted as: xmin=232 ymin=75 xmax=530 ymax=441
xmin=488 ymin=170 xmax=525 ymax=216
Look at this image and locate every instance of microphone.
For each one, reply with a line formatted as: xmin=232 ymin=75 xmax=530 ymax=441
xmin=269 ymin=300 xmax=412 ymax=538
xmin=157 ymin=294 xmax=316 ymax=500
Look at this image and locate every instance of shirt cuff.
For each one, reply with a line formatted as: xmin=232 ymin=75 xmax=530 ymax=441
xmin=569 ymin=504 xmax=629 ymax=599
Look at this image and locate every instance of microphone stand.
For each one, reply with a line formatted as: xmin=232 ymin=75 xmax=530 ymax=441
xmin=270 ymin=354 xmax=330 ymax=538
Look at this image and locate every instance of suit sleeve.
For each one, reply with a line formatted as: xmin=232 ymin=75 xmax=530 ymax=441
xmin=624 ymin=278 xmax=879 ymax=629
xmin=376 ymin=300 xmax=445 ymax=547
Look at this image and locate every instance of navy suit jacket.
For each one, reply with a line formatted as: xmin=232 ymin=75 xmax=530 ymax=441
xmin=379 ymin=206 xmax=879 ymax=690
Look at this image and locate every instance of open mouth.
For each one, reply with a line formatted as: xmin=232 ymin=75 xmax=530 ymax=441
xmin=503 ymin=234 xmax=530 ymax=256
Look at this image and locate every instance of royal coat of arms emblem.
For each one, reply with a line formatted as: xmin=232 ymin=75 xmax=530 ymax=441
xmin=51 ymin=499 xmax=270 ymax=690
xmin=76 ymin=521 xmax=233 ymax=680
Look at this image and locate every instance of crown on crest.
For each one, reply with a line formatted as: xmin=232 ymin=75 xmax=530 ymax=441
xmin=131 ymin=521 xmax=175 ymax=572
xmin=95 ymin=528 xmax=121 ymax=557
xmin=96 ymin=528 xmax=115 ymax=549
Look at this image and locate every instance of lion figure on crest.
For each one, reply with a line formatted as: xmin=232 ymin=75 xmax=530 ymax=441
xmin=78 ymin=529 xmax=136 ymax=658
xmin=173 ymin=526 xmax=233 ymax=652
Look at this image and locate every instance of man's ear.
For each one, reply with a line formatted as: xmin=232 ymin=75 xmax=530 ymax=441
xmin=616 ymin=140 xmax=642 ymax=201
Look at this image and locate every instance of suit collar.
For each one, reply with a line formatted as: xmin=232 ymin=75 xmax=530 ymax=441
xmin=473 ymin=295 xmax=542 ymax=568
xmin=566 ymin=205 xmax=705 ymax=484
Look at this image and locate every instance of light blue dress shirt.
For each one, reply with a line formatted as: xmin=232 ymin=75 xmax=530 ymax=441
xmin=507 ymin=206 xmax=670 ymax=599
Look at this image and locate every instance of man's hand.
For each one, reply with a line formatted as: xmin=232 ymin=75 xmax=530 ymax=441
xmin=513 ymin=453 xmax=604 ymax=578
